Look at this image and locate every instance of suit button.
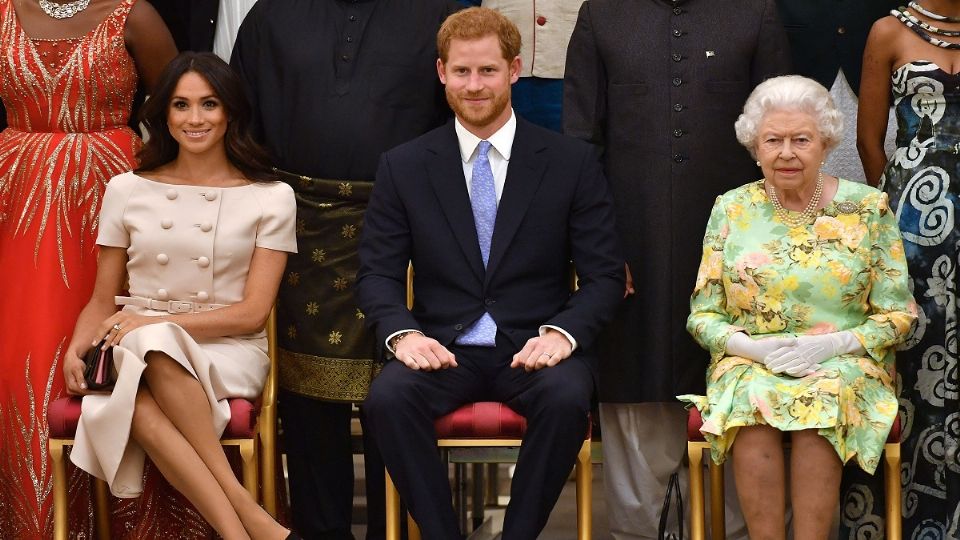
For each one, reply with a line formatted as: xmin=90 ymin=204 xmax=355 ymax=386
xmin=672 ymin=53 xmax=682 ymax=62
xmin=200 ymin=221 xmax=213 ymax=232
xmin=161 ymin=218 xmax=173 ymax=229
xmin=349 ymin=14 xmax=357 ymax=21
xmin=156 ymin=253 xmax=169 ymax=265
xmin=673 ymin=154 xmax=686 ymax=163
xmin=673 ymin=103 xmax=683 ymax=112
xmin=672 ymin=77 xmax=682 ymax=87
xmin=204 ymin=191 xmax=218 ymax=201
xmin=672 ymin=29 xmax=682 ymax=37
xmin=166 ymin=188 xmax=178 ymax=200
xmin=837 ymin=26 xmax=846 ymax=35
xmin=454 ymin=324 xmax=464 ymax=331
xmin=673 ymin=7 xmax=682 ymax=15
xmin=536 ymin=15 xmax=546 ymax=25
xmin=673 ymin=129 xmax=683 ymax=138
xmin=157 ymin=288 xmax=169 ymax=300
xmin=197 ymin=256 xmax=210 ymax=268
xmin=485 ymin=299 xmax=495 ymax=306
xmin=197 ymin=291 xmax=209 ymax=301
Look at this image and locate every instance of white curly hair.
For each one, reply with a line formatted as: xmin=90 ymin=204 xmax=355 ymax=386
xmin=734 ymin=75 xmax=843 ymax=159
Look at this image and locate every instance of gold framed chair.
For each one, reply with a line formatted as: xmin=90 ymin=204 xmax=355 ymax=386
xmin=48 ymin=309 xmax=280 ymax=540
xmin=686 ymin=407 xmax=902 ymax=540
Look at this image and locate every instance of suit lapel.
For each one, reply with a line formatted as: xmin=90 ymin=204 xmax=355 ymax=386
xmin=485 ymin=120 xmax=548 ymax=284
xmin=425 ymin=122 xmax=485 ymax=281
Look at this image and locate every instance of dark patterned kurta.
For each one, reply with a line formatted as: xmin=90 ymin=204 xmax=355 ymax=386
xmin=842 ymin=61 xmax=960 ymax=539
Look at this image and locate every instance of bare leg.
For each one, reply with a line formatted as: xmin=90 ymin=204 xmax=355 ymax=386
xmin=790 ymin=429 xmax=841 ymax=540
xmin=143 ymin=352 xmax=288 ymax=540
xmin=131 ymin=385 xmax=250 ymax=540
xmin=731 ymin=425 xmax=786 ymax=540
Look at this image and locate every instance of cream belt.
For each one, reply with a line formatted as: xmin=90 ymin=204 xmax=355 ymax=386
xmin=115 ymin=295 xmax=228 ymax=314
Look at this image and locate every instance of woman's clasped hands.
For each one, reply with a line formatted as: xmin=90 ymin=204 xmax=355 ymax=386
xmin=726 ymin=331 xmax=865 ymax=377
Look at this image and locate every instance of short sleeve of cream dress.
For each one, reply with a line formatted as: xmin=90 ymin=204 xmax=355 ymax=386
xmin=71 ymin=172 xmax=297 ymax=498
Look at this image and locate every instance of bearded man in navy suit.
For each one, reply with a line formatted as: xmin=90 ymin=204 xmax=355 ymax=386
xmin=356 ymin=7 xmax=624 ymax=539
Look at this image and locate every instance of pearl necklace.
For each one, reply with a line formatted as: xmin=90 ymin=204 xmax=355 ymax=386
xmin=38 ymin=0 xmax=91 ymax=19
xmin=765 ymin=171 xmax=824 ymax=228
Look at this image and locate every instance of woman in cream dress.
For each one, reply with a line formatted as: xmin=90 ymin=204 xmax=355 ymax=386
xmin=63 ymin=52 xmax=298 ymax=540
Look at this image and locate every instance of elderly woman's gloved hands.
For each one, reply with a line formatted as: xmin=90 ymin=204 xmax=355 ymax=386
xmin=725 ymin=332 xmax=798 ymax=362
xmin=763 ymin=331 xmax=866 ymax=377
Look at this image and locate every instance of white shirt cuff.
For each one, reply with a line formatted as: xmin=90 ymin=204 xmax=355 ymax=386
xmin=385 ymin=329 xmax=423 ymax=354
xmin=539 ymin=325 xmax=578 ymax=352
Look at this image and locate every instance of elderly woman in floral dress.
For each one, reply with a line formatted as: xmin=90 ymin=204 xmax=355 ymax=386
xmin=679 ymin=75 xmax=916 ymax=539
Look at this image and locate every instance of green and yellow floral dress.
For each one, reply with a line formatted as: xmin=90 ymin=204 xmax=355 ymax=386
xmin=679 ymin=179 xmax=916 ymax=473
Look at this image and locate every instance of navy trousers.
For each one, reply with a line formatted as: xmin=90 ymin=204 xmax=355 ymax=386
xmin=364 ymin=336 xmax=592 ymax=540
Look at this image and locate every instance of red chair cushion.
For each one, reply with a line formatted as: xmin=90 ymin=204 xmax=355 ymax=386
xmin=47 ymin=396 xmax=259 ymax=439
xmin=224 ymin=398 xmax=258 ymax=438
xmin=435 ymin=402 xmax=528 ymax=439
xmin=686 ymin=407 xmax=902 ymax=444
xmin=48 ymin=397 xmax=82 ymax=438
xmin=433 ymin=401 xmax=593 ymax=440
xmin=687 ymin=407 xmax=707 ymax=442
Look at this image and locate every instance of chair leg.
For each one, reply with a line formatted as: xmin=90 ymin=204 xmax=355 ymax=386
xmin=95 ymin=478 xmax=111 ymax=540
xmin=238 ymin=439 xmax=258 ymax=500
xmin=884 ymin=443 xmax=902 ymax=540
xmin=407 ymin=513 xmax=422 ymax=540
xmin=455 ymin=462 xmax=467 ymax=533
xmin=385 ymin=470 xmax=401 ymax=540
xmin=50 ymin=439 xmax=69 ymax=540
xmin=708 ymin=457 xmax=725 ymax=540
xmin=576 ymin=439 xmax=593 ymax=540
xmin=688 ymin=442 xmax=706 ymax=540
xmin=471 ymin=463 xmax=485 ymax=531
xmin=260 ymin=425 xmax=278 ymax=517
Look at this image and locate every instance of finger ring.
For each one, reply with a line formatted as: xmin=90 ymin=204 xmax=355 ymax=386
xmin=112 ymin=323 xmax=122 ymax=331
xmin=540 ymin=352 xmax=553 ymax=358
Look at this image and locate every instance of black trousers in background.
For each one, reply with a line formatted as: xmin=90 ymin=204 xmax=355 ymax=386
xmin=279 ymin=390 xmax=387 ymax=540
xmin=363 ymin=338 xmax=593 ymax=540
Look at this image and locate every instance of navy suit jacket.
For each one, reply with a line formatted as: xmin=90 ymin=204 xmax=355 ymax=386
xmin=356 ymin=117 xmax=624 ymax=367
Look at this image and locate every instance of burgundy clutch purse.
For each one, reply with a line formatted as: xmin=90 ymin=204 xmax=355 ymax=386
xmin=82 ymin=338 xmax=116 ymax=390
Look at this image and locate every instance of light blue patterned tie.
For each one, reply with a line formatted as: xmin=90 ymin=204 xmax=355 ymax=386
xmin=457 ymin=140 xmax=498 ymax=346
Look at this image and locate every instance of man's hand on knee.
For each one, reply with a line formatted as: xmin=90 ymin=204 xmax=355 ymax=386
xmin=395 ymin=333 xmax=457 ymax=371
xmin=511 ymin=329 xmax=573 ymax=372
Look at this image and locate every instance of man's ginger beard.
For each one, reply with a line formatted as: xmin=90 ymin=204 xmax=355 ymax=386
xmin=445 ymin=85 xmax=511 ymax=130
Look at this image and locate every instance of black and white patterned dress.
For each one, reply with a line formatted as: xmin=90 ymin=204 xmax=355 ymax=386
xmin=843 ymin=59 xmax=960 ymax=540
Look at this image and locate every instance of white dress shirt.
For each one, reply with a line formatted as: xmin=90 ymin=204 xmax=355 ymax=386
xmin=386 ymin=110 xmax=577 ymax=353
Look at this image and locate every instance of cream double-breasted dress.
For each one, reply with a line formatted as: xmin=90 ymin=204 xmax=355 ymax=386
xmin=71 ymin=172 xmax=296 ymax=498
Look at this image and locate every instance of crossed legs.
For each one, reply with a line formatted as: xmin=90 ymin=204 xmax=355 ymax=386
xmin=129 ymin=351 xmax=288 ymax=540
xmin=732 ymin=425 xmax=841 ymax=540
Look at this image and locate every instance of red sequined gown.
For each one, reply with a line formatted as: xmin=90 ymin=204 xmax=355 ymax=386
xmin=0 ymin=0 xmax=212 ymax=537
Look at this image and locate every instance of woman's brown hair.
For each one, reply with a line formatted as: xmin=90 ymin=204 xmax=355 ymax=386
xmin=135 ymin=51 xmax=276 ymax=183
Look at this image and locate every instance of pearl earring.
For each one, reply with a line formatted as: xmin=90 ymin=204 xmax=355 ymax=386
xmin=756 ymin=160 xmax=761 ymax=167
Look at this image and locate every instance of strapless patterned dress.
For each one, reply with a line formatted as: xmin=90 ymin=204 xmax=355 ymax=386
xmin=844 ymin=60 xmax=960 ymax=540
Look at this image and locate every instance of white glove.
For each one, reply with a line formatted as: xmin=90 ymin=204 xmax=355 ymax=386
xmin=725 ymin=332 xmax=798 ymax=362
xmin=764 ymin=331 xmax=865 ymax=377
